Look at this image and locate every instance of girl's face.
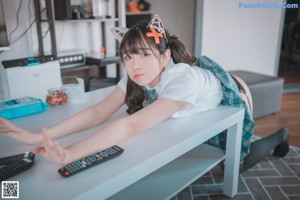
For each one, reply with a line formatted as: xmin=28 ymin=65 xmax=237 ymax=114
xmin=122 ymin=44 xmax=168 ymax=88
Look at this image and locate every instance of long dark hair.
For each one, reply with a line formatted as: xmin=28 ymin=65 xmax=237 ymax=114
xmin=119 ymin=21 xmax=196 ymax=114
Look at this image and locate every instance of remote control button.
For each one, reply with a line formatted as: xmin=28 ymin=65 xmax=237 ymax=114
xmin=23 ymin=158 xmax=32 ymax=163
xmin=86 ymin=156 xmax=96 ymax=163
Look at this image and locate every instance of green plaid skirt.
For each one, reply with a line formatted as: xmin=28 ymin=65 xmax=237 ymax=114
xmin=197 ymin=56 xmax=255 ymax=162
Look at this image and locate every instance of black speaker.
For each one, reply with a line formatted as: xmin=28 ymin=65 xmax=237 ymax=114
xmin=53 ymin=0 xmax=72 ymax=20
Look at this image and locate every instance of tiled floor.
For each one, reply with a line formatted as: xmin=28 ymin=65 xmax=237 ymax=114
xmin=171 ymin=145 xmax=300 ymax=200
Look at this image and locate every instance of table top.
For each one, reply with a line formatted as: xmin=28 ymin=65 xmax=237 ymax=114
xmin=0 ymin=86 xmax=244 ymax=200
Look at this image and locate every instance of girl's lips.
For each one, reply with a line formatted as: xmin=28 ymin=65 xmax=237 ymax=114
xmin=134 ymin=74 xmax=144 ymax=79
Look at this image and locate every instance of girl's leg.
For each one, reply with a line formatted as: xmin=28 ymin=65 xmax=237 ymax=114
xmin=239 ymin=127 xmax=289 ymax=173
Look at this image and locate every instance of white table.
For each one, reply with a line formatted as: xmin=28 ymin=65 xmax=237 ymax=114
xmin=0 ymin=87 xmax=244 ymax=200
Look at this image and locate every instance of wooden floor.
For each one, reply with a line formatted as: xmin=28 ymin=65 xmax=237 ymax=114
xmin=254 ymin=93 xmax=300 ymax=147
xmin=278 ymin=70 xmax=300 ymax=85
xmin=254 ymin=57 xmax=300 ymax=147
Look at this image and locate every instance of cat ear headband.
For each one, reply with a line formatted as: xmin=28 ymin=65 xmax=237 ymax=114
xmin=111 ymin=14 xmax=166 ymax=44
xmin=111 ymin=27 xmax=129 ymax=43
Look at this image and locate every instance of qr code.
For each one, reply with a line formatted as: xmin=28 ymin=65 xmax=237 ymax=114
xmin=2 ymin=181 xmax=19 ymax=199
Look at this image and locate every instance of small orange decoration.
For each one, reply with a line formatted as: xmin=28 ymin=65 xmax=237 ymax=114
xmin=146 ymin=26 xmax=163 ymax=44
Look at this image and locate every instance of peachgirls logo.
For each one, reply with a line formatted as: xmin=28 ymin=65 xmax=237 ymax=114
xmin=238 ymin=2 xmax=298 ymax=9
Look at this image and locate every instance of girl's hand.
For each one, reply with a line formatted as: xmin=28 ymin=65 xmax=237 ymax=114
xmin=0 ymin=117 xmax=41 ymax=145
xmin=34 ymin=128 xmax=70 ymax=165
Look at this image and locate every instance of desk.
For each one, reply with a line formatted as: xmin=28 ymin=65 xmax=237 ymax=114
xmin=0 ymin=87 xmax=244 ymax=200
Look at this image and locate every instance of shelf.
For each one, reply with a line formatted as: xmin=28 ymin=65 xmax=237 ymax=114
xmin=108 ymin=144 xmax=225 ymax=200
xmin=85 ymin=56 xmax=121 ymax=67
xmin=60 ymin=65 xmax=89 ymax=71
xmin=54 ymin=18 xmax=120 ymax=23
xmin=126 ymin=11 xmax=152 ymax=15
xmin=35 ymin=0 xmax=125 ymax=56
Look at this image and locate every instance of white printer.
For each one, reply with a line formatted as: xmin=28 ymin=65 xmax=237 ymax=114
xmin=0 ymin=56 xmax=62 ymax=101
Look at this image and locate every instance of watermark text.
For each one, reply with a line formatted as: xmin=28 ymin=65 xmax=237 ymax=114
xmin=238 ymin=2 xmax=298 ymax=9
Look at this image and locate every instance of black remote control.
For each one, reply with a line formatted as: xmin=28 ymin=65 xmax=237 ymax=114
xmin=0 ymin=152 xmax=35 ymax=181
xmin=0 ymin=152 xmax=34 ymax=165
xmin=58 ymin=145 xmax=124 ymax=178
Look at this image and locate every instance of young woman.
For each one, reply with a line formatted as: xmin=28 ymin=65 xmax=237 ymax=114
xmin=0 ymin=15 xmax=289 ymax=173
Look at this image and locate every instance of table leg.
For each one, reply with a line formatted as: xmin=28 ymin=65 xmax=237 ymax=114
xmin=223 ymin=118 xmax=243 ymax=197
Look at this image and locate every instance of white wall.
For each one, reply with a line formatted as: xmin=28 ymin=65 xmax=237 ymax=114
xmin=149 ymin=0 xmax=196 ymax=53
xmin=199 ymin=0 xmax=285 ymax=76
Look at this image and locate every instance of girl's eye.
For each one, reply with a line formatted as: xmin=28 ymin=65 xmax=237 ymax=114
xmin=141 ymin=52 xmax=150 ymax=57
xmin=123 ymin=55 xmax=132 ymax=61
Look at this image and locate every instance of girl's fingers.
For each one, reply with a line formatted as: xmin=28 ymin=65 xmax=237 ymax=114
xmin=41 ymin=128 xmax=55 ymax=149
xmin=33 ymin=146 xmax=49 ymax=161
xmin=41 ymin=128 xmax=56 ymax=156
xmin=33 ymin=146 xmax=45 ymax=154
xmin=53 ymin=141 xmax=63 ymax=157
xmin=0 ymin=118 xmax=16 ymax=131
xmin=0 ymin=132 xmax=8 ymax=136
xmin=0 ymin=125 xmax=11 ymax=133
xmin=40 ymin=128 xmax=66 ymax=165
xmin=53 ymin=142 xmax=67 ymax=164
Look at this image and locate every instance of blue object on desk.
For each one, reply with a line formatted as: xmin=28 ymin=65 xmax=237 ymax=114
xmin=0 ymin=97 xmax=48 ymax=119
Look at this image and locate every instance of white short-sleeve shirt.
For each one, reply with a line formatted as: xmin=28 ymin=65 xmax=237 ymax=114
xmin=118 ymin=59 xmax=223 ymax=118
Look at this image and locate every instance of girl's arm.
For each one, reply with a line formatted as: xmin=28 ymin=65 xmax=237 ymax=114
xmin=45 ymin=86 xmax=125 ymax=141
xmin=36 ymin=98 xmax=188 ymax=165
xmin=0 ymin=86 xmax=125 ymax=145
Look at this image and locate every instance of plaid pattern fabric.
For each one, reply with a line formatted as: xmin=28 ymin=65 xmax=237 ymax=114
xmin=145 ymin=88 xmax=158 ymax=104
xmin=197 ymin=56 xmax=254 ymax=162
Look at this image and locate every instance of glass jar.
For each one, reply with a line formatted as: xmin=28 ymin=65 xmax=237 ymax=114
xmin=45 ymin=88 xmax=69 ymax=106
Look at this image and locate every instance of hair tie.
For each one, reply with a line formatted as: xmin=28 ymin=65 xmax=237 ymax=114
xmin=168 ymin=35 xmax=177 ymax=47
xmin=170 ymin=35 xmax=178 ymax=40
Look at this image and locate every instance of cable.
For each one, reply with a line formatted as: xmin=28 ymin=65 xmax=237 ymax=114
xmin=57 ymin=22 xmax=66 ymax=52
xmin=9 ymin=7 xmax=46 ymax=46
xmin=8 ymin=0 xmax=23 ymax=43
xmin=28 ymin=0 xmax=35 ymax=55
xmin=42 ymin=24 xmax=50 ymax=39
xmin=10 ymin=19 xmax=37 ymax=45
xmin=8 ymin=1 xmax=59 ymax=53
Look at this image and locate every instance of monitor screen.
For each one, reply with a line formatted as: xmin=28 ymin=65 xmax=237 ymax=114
xmin=0 ymin=0 xmax=9 ymax=51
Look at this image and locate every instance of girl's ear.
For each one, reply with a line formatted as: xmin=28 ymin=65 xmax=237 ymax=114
xmin=162 ymin=49 xmax=171 ymax=66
